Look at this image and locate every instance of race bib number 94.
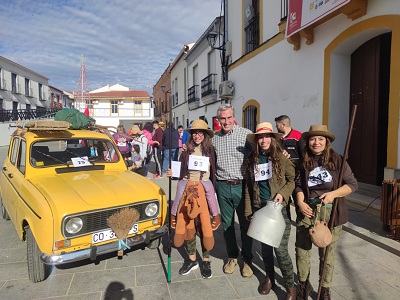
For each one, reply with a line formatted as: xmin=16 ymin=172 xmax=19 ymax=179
xmin=308 ymin=166 xmax=332 ymax=187
xmin=188 ymin=155 xmax=209 ymax=172
xmin=254 ymin=162 xmax=272 ymax=182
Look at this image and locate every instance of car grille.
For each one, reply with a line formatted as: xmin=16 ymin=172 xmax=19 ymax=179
xmin=62 ymin=200 xmax=159 ymax=238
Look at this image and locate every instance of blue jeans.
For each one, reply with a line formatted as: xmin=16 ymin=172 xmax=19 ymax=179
xmin=162 ymin=148 xmax=177 ymax=174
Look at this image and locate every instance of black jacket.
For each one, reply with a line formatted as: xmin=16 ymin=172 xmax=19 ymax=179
xmin=162 ymin=127 xmax=180 ymax=149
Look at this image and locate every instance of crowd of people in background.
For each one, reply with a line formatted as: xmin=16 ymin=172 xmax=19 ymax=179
xmin=112 ymin=106 xmax=357 ymax=300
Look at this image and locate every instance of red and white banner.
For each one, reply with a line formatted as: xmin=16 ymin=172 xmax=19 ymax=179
xmin=286 ymin=0 xmax=350 ymax=37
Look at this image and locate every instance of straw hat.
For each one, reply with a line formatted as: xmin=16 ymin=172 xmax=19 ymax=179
xmin=185 ymin=119 xmax=214 ymax=138
xmin=130 ymin=125 xmax=143 ymax=135
xmin=246 ymin=122 xmax=282 ymax=143
xmin=301 ymin=125 xmax=335 ymax=142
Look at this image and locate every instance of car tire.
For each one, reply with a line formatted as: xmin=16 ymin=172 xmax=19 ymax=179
xmin=146 ymin=238 xmax=161 ymax=249
xmin=0 ymin=196 xmax=10 ymax=220
xmin=26 ymin=226 xmax=51 ymax=283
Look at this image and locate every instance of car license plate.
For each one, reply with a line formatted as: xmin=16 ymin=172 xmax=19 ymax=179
xmin=92 ymin=224 xmax=139 ymax=244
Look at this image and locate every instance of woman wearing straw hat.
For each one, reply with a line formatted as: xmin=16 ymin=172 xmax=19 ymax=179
xmin=166 ymin=119 xmax=220 ymax=279
xmin=295 ymin=125 xmax=357 ymax=300
xmin=243 ymin=122 xmax=296 ymax=299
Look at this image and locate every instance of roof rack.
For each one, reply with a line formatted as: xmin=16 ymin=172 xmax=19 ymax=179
xmin=24 ymin=120 xmax=71 ymax=131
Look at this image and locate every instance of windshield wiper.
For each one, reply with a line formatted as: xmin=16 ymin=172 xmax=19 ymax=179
xmin=35 ymin=151 xmax=69 ymax=167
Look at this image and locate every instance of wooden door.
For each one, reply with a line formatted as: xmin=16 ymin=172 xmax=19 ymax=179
xmin=348 ymin=33 xmax=390 ymax=185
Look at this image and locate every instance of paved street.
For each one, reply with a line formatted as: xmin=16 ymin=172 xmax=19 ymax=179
xmin=1 ymin=146 xmax=400 ymax=299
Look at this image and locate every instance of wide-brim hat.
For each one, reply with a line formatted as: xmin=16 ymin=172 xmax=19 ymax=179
xmin=301 ymin=125 xmax=335 ymax=142
xmin=185 ymin=119 xmax=214 ymax=138
xmin=246 ymin=122 xmax=283 ymax=143
xmin=130 ymin=125 xmax=143 ymax=135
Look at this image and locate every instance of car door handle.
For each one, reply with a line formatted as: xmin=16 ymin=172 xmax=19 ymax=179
xmin=7 ymin=173 xmax=13 ymax=178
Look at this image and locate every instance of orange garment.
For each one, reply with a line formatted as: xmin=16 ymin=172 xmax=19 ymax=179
xmin=174 ymin=180 xmax=214 ymax=250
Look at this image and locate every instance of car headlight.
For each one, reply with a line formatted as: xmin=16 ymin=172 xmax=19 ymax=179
xmin=145 ymin=203 xmax=158 ymax=217
xmin=65 ymin=217 xmax=83 ymax=234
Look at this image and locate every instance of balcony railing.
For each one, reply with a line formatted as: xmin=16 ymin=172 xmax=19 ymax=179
xmin=0 ymin=108 xmax=60 ymax=123
xmin=201 ymin=73 xmax=218 ymax=105
xmin=91 ymin=107 xmax=152 ymax=117
xmin=188 ymin=85 xmax=200 ymax=110
xmin=245 ymin=14 xmax=260 ymax=54
xmin=0 ymin=78 xmax=6 ymax=90
xmin=201 ymin=73 xmax=217 ymax=97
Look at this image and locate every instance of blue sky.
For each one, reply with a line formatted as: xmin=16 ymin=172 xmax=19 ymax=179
xmin=0 ymin=0 xmax=222 ymax=93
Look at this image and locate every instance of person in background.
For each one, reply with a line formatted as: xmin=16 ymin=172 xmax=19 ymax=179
xmin=275 ymin=115 xmax=302 ymax=164
xmin=182 ymin=120 xmax=193 ymax=146
xmin=295 ymin=125 xmax=358 ymax=300
xmin=166 ymin=119 xmax=219 ymax=279
xmin=113 ymin=124 xmax=131 ymax=158
xmin=152 ymin=120 xmax=163 ymax=179
xmin=177 ymin=125 xmax=184 ymax=159
xmin=212 ymin=104 xmax=254 ymax=277
xmin=275 ymin=114 xmax=303 ymax=220
xmin=244 ymin=122 xmax=296 ymax=299
xmin=142 ymin=122 xmax=154 ymax=178
xmin=130 ymin=125 xmax=148 ymax=175
xmin=131 ymin=144 xmax=142 ymax=171
xmin=213 ymin=118 xmax=222 ymax=131
xmin=159 ymin=121 xmax=166 ymax=131
xmin=162 ymin=122 xmax=180 ymax=176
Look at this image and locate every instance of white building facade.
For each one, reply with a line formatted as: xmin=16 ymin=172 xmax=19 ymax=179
xmin=184 ymin=16 xmax=228 ymax=129
xmin=0 ymin=56 xmax=50 ymax=111
xmin=89 ymin=84 xmax=154 ymax=130
xmin=169 ymin=43 xmax=194 ymax=128
xmin=224 ymin=0 xmax=400 ymax=185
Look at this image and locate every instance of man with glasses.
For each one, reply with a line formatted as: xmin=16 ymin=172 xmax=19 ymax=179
xmin=212 ymin=104 xmax=254 ymax=277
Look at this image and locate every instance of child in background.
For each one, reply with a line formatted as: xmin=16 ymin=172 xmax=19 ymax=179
xmin=131 ymin=144 xmax=142 ymax=170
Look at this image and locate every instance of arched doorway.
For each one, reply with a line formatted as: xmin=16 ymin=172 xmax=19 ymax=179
xmin=324 ymin=15 xmax=400 ymax=185
xmin=348 ymin=33 xmax=391 ymax=185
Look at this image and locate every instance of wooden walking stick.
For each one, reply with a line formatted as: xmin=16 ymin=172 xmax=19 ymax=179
xmin=317 ymin=105 xmax=357 ymax=299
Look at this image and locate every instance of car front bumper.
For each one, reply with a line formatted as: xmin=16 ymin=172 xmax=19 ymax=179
xmin=41 ymin=225 xmax=168 ymax=265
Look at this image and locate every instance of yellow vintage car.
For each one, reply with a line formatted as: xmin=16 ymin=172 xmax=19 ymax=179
xmin=0 ymin=121 xmax=167 ymax=282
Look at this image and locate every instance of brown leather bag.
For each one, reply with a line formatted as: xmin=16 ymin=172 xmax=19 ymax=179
xmin=309 ymin=204 xmax=332 ymax=248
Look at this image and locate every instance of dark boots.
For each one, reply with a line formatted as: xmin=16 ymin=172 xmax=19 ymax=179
xmin=259 ymin=274 xmax=275 ymax=295
xmin=285 ymin=287 xmax=297 ymax=300
xmin=297 ymin=280 xmax=313 ymax=300
xmin=319 ymin=287 xmax=331 ymax=300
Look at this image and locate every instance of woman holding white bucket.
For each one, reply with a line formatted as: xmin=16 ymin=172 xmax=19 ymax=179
xmin=244 ymin=122 xmax=296 ymax=299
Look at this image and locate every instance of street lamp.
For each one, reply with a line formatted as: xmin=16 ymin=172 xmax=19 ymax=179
xmin=207 ymin=31 xmax=224 ymax=50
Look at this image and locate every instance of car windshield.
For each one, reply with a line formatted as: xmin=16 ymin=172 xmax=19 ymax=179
xmin=30 ymin=138 xmax=120 ymax=167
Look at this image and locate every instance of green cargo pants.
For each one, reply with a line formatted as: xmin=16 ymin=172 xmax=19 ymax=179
xmin=295 ymin=204 xmax=342 ymax=287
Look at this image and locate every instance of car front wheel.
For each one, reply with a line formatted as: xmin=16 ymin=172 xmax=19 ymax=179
xmin=26 ymin=226 xmax=51 ymax=283
xmin=0 ymin=196 xmax=10 ymax=220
